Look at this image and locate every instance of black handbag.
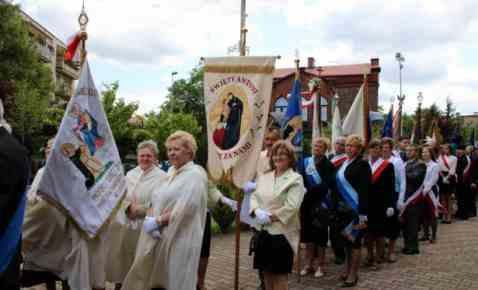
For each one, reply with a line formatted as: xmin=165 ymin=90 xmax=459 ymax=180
xmin=309 ymin=201 xmax=331 ymax=229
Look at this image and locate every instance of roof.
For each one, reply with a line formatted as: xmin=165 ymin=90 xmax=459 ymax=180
xmin=273 ymin=63 xmax=374 ymax=80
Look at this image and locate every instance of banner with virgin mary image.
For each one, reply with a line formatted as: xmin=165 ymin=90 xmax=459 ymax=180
xmin=38 ymin=61 xmax=127 ymax=238
xmin=204 ymin=56 xmax=275 ymax=187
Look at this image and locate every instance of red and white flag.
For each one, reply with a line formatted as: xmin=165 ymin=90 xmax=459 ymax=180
xmin=64 ymin=32 xmax=81 ymax=62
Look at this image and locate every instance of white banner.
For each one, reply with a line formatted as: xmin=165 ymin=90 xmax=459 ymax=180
xmin=38 ymin=61 xmax=126 ymax=238
xmin=204 ymin=56 xmax=275 ymax=187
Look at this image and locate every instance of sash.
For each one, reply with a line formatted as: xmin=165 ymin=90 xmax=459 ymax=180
xmin=336 ymin=159 xmax=359 ymax=241
xmin=399 ymin=185 xmax=423 ymax=217
xmin=304 ymin=156 xmax=322 ymax=186
xmin=0 ymin=191 xmax=26 ymax=273
xmin=370 ymin=158 xmax=389 ymax=184
xmin=331 ymin=154 xmax=347 ymax=168
xmin=423 ymin=188 xmax=445 ymax=218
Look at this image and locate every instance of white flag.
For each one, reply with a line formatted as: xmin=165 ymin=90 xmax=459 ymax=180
xmin=331 ymin=94 xmax=343 ymax=152
xmin=342 ymin=84 xmax=365 ymax=139
xmin=204 ymin=56 xmax=275 ymax=187
xmin=312 ymin=92 xmax=320 ymax=140
xmin=38 ymin=61 xmax=127 ymax=238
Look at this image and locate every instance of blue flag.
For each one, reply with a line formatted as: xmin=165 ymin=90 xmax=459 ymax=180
xmin=381 ymin=105 xmax=393 ymax=138
xmin=282 ymin=79 xmax=303 ymax=149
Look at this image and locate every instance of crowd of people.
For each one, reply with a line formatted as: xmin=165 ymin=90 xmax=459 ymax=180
xmin=2 ymin=95 xmax=478 ymax=290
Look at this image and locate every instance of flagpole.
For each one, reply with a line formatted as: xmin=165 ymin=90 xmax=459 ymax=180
xmin=363 ymin=72 xmax=370 ymax=145
xmin=78 ymin=1 xmax=89 ymax=66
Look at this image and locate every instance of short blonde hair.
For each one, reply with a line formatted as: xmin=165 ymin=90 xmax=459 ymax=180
xmin=269 ymin=140 xmax=296 ymax=170
xmin=137 ymin=140 xmax=159 ymax=156
xmin=165 ymin=130 xmax=198 ymax=159
xmin=346 ymin=134 xmax=363 ymax=149
xmin=313 ymin=137 xmax=330 ymax=152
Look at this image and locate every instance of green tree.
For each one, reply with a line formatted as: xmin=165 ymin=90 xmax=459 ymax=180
xmin=0 ymin=3 xmax=54 ymax=152
xmin=161 ymin=67 xmax=207 ymax=164
xmin=101 ymin=82 xmax=140 ymax=158
xmin=143 ymin=111 xmax=201 ymax=161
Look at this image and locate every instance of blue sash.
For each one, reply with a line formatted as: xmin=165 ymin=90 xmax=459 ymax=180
xmin=305 ymin=156 xmax=322 ymax=186
xmin=0 ymin=192 xmax=26 ymax=273
xmin=336 ymin=160 xmax=359 ymax=240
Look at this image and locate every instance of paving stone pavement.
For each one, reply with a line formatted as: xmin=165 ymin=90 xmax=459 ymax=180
xmin=23 ymin=217 xmax=478 ymax=290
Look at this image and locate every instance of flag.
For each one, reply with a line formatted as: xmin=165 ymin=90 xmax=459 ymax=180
xmin=204 ymin=56 xmax=276 ymax=187
xmin=282 ymin=79 xmax=303 ymax=151
xmin=331 ymin=94 xmax=343 ymax=152
xmin=342 ymin=83 xmax=370 ymax=143
xmin=312 ymin=92 xmax=320 ymax=140
xmin=38 ymin=61 xmax=127 ymax=238
xmin=469 ymin=128 xmax=476 ymax=146
xmin=381 ymin=104 xmax=394 ymax=138
xmin=64 ymin=32 xmax=81 ymax=62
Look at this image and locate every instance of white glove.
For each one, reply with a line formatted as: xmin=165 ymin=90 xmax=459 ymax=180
xmin=397 ymin=200 xmax=405 ymax=211
xmin=359 ymin=215 xmax=368 ymax=224
xmin=254 ymin=208 xmax=272 ymax=225
xmin=386 ymin=207 xmax=395 ymax=217
xmin=150 ymin=229 xmax=161 ymax=240
xmin=221 ymin=196 xmax=238 ymax=212
xmin=242 ymin=181 xmax=257 ymax=194
xmin=143 ymin=216 xmax=159 ymax=233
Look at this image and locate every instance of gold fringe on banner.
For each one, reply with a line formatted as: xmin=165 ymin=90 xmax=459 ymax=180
xmin=204 ymin=64 xmax=274 ymax=74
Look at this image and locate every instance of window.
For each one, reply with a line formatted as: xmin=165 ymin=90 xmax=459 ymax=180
xmin=273 ymin=96 xmax=288 ymax=114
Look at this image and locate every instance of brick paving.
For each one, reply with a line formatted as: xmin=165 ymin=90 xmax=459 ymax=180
xmin=23 ymin=217 xmax=478 ymax=290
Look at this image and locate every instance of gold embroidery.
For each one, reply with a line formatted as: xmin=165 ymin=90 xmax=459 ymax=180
xmin=204 ymin=64 xmax=274 ymax=74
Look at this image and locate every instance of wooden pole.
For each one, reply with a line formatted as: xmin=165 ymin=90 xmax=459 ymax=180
xmin=363 ymin=73 xmax=369 ymax=145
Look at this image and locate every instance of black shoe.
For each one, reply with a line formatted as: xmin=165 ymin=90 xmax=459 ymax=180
xmin=402 ymin=248 xmax=419 ymax=255
xmin=419 ymin=236 xmax=429 ymax=242
xmin=441 ymin=220 xmax=452 ymax=224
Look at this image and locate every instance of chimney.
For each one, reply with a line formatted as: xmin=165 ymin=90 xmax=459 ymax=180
xmin=371 ymin=58 xmax=379 ymax=66
xmin=307 ymin=57 xmax=315 ymax=69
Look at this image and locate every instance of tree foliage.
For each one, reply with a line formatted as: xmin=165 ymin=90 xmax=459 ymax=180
xmin=0 ymin=4 xmax=54 ymax=152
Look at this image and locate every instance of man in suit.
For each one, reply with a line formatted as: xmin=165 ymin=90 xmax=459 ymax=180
xmin=0 ymin=98 xmax=30 ymax=290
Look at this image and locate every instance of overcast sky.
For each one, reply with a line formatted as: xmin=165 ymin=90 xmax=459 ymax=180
xmin=16 ymin=0 xmax=478 ymax=115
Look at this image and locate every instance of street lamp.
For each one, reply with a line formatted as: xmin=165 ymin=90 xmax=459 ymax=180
xmin=416 ymin=91 xmax=424 ymax=143
xmin=395 ymin=52 xmax=405 ymax=137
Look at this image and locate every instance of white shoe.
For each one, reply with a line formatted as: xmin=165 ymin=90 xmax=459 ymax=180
xmin=300 ymin=266 xmax=313 ymax=276
xmin=314 ymin=267 xmax=324 ymax=278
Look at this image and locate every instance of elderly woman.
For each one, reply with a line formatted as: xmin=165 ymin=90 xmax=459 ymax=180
xmin=249 ymin=140 xmax=305 ymax=290
xmin=335 ymin=135 xmax=370 ymax=287
xmin=121 ymin=131 xmax=208 ymax=290
xmin=106 ymin=140 xmax=167 ymax=290
xmin=22 ymin=138 xmax=109 ymax=290
xmin=299 ymin=137 xmax=335 ymax=278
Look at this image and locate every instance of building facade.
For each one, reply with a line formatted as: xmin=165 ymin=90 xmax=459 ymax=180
xmin=20 ymin=8 xmax=80 ymax=101
xmin=271 ymin=57 xmax=381 ymax=128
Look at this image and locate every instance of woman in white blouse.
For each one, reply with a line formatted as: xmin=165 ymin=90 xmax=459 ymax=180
xmin=249 ymin=140 xmax=306 ymax=290
xmin=421 ymin=145 xmax=441 ymax=243
xmin=437 ymin=144 xmax=457 ymax=224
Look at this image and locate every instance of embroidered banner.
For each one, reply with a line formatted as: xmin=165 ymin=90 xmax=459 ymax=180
xmin=204 ymin=57 xmax=275 ymax=187
xmin=38 ymin=61 xmax=127 ymax=238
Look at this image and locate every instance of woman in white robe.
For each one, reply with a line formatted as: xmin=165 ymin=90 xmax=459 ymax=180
xmin=22 ymin=139 xmax=109 ymax=290
xmin=106 ymin=140 xmax=167 ymax=289
xmin=121 ymin=131 xmax=208 ymax=290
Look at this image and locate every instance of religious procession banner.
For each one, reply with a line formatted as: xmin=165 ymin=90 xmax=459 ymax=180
xmin=204 ymin=57 xmax=275 ymax=187
xmin=38 ymin=61 xmax=127 ymax=238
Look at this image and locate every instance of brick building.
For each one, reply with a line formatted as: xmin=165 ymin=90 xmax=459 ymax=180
xmin=271 ymin=57 xmax=380 ymax=128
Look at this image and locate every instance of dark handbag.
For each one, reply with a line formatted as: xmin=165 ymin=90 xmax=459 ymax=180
xmin=329 ymin=200 xmax=357 ymax=231
xmin=249 ymin=230 xmax=267 ymax=256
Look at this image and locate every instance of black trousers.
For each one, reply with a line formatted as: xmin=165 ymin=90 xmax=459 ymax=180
xmin=330 ymin=225 xmax=345 ymax=259
xmin=0 ymin=242 xmax=21 ymax=290
xmin=468 ymin=188 xmax=477 ymax=217
xmin=402 ymin=202 xmax=420 ymax=251
xmin=455 ymin=183 xmax=469 ymax=219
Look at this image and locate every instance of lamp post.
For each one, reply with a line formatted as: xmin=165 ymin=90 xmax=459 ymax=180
xmin=416 ymin=91 xmax=423 ymax=143
xmin=171 ymin=71 xmax=178 ymax=85
xmin=396 ymin=52 xmax=405 ymax=137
